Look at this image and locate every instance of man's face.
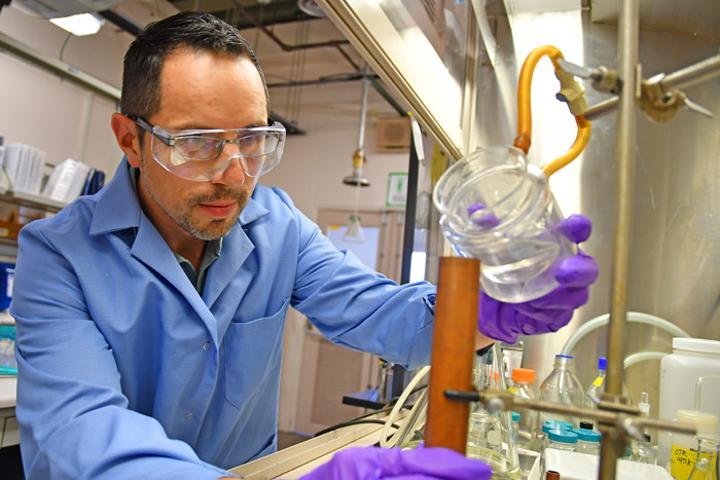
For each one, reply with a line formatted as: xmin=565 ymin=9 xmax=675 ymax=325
xmin=137 ymin=48 xmax=268 ymax=241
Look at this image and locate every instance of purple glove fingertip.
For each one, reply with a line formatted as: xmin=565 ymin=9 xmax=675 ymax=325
xmin=556 ymin=214 xmax=592 ymax=243
xmin=554 ymin=253 xmax=599 ymax=287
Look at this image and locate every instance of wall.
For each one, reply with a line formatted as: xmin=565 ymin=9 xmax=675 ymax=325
xmin=262 ymin=122 xmax=409 ymax=220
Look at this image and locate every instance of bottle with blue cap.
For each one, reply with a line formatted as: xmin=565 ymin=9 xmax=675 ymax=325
xmin=574 ymin=428 xmax=601 ymax=455
xmin=585 ymin=356 xmax=607 ymax=408
xmin=539 ymin=354 xmax=585 ymax=425
xmin=547 ymin=429 xmax=578 ymax=452
xmin=540 ymin=420 xmax=573 ymax=449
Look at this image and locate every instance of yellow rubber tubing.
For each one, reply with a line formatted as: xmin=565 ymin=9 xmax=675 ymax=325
xmin=513 ymin=45 xmax=591 ymax=178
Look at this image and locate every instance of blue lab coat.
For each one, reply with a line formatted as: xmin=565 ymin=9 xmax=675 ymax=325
xmin=11 ymin=159 xmax=436 ymax=479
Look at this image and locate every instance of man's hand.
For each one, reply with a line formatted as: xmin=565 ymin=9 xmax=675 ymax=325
xmin=300 ymin=446 xmax=491 ymax=480
xmin=477 ymin=214 xmax=598 ymax=344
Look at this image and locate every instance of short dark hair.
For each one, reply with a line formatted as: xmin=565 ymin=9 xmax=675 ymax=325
xmin=120 ymin=12 xmax=270 ymax=120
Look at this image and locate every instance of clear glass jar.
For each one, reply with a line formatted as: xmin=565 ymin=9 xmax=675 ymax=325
xmin=433 ymin=146 xmax=575 ymax=303
xmin=574 ymin=428 xmax=601 ymax=455
xmin=547 ymin=429 xmax=578 ymax=452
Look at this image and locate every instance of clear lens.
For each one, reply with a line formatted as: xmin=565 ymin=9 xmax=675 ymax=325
xmin=149 ymin=123 xmax=286 ymax=181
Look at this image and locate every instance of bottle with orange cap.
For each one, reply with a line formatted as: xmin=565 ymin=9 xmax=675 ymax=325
xmin=509 ymin=367 xmax=540 ymax=450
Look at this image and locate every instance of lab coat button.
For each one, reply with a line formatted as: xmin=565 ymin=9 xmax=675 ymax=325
xmin=185 ymin=412 xmax=193 ymax=421
xmin=202 ymin=341 xmax=211 ymax=351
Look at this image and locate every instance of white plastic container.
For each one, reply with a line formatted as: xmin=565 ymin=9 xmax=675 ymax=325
xmin=433 ymin=146 xmax=575 ymax=302
xmin=658 ymin=338 xmax=720 ymax=467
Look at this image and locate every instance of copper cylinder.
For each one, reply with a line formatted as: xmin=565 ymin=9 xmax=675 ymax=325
xmin=424 ymin=257 xmax=480 ymax=453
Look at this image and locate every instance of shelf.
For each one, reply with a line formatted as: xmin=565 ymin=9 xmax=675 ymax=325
xmin=0 ymin=187 xmax=67 ymax=213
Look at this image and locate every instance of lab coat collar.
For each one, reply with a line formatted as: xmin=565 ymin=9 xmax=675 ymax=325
xmin=89 ymin=158 xmax=142 ymax=235
xmin=239 ymin=188 xmax=270 ymax=226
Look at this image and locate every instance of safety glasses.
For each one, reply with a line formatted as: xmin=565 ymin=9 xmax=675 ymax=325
xmin=129 ymin=115 xmax=286 ymax=182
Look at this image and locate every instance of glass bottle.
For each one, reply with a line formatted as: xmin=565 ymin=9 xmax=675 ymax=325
xmin=509 ymin=367 xmax=540 ymax=450
xmin=539 ymin=354 xmax=584 ymax=425
xmin=585 ymin=356 xmax=606 ymax=408
xmin=466 ymin=345 xmax=521 ymax=479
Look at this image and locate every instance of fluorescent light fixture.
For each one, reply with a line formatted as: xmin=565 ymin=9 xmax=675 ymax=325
xmin=50 ymin=13 xmax=105 ymax=36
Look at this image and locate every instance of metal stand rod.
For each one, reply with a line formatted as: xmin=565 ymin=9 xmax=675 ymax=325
xmin=661 ymin=53 xmax=720 ymax=91
xmin=600 ymin=0 xmax=640 ymax=478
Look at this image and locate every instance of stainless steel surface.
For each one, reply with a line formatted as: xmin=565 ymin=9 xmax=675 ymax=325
xmin=591 ymin=0 xmax=720 ymax=40
xmin=470 ymin=4 xmax=720 ymax=422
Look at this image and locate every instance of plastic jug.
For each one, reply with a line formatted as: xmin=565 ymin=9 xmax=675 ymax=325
xmin=658 ymin=338 xmax=720 ymax=467
xmin=433 ymin=146 xmax=574 ymax=302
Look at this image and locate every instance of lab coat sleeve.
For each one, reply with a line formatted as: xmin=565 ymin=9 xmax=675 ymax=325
xmin=10 ymin=225 xmax=231 ymax=480
xmin=277 ymin=190 xmax=436 ymax=369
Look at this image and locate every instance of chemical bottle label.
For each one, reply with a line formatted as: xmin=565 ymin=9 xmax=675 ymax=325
xmin=671 ymin=444 xmax=718 ymax=480
xmin=592 ymin=376 xmax=603 ymax=388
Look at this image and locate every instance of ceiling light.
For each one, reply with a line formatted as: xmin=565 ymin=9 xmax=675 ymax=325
xmin=50 ymin=13 xmax=105 ymax=36
xmin=298 ymin=0 xmax=326 ymax=17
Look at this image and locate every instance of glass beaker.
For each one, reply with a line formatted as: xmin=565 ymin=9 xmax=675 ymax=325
xmin=687 ymin=437 xmax=719 ymax=480
xmin=433 ymin=146 xmax=575 ymax=303
xmin=466 ymin=345 xmax=521 ymax=479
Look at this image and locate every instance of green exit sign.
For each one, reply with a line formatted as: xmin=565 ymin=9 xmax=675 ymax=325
xmin=386 ymin=172 xmax=408 ymax=208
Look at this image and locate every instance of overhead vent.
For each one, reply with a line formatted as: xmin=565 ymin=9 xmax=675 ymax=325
xmin=375 ymin=117 xmax=411 ymax=153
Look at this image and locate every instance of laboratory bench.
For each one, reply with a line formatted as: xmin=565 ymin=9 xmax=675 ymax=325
xmin=0 ymin=376 xmax=18 ymax=448
xmin=231 ymin=413 xmax=542 ymax=480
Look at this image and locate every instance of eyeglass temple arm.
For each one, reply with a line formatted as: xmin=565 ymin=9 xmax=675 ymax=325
xmin=127 ymin=114 xmax=174 ymax=146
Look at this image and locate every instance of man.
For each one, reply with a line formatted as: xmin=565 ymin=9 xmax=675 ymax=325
xmin=11 ymin=12 xmax=596 ymax=479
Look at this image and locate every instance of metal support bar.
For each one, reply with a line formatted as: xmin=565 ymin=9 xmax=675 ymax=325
xmin=607 ymin=0 xmax=639 ymax=402
xmin=583 ymin=53 xmax=720 ymax=120
xmin=601 ymin=0 xmax=640 ymax=477
xmin=661 ymin=53 xmax=720 ymax=91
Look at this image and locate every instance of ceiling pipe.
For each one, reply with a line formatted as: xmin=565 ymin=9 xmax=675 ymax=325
xmin=98 ymin=9 xmax=142 ymax=36
xmin=233 ymin=0 xmax=349 ymax=51
xmin=342 ymin=70 xmax=371 ymax=187
xmin=93 ymin=10 xmax=306 ymax=134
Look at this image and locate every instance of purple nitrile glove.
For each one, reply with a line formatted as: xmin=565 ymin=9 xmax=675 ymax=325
xmin=478 ymin=214 xmax=599 ymax=344
xmin=299 ymin=446 xmax=492 ymax=480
